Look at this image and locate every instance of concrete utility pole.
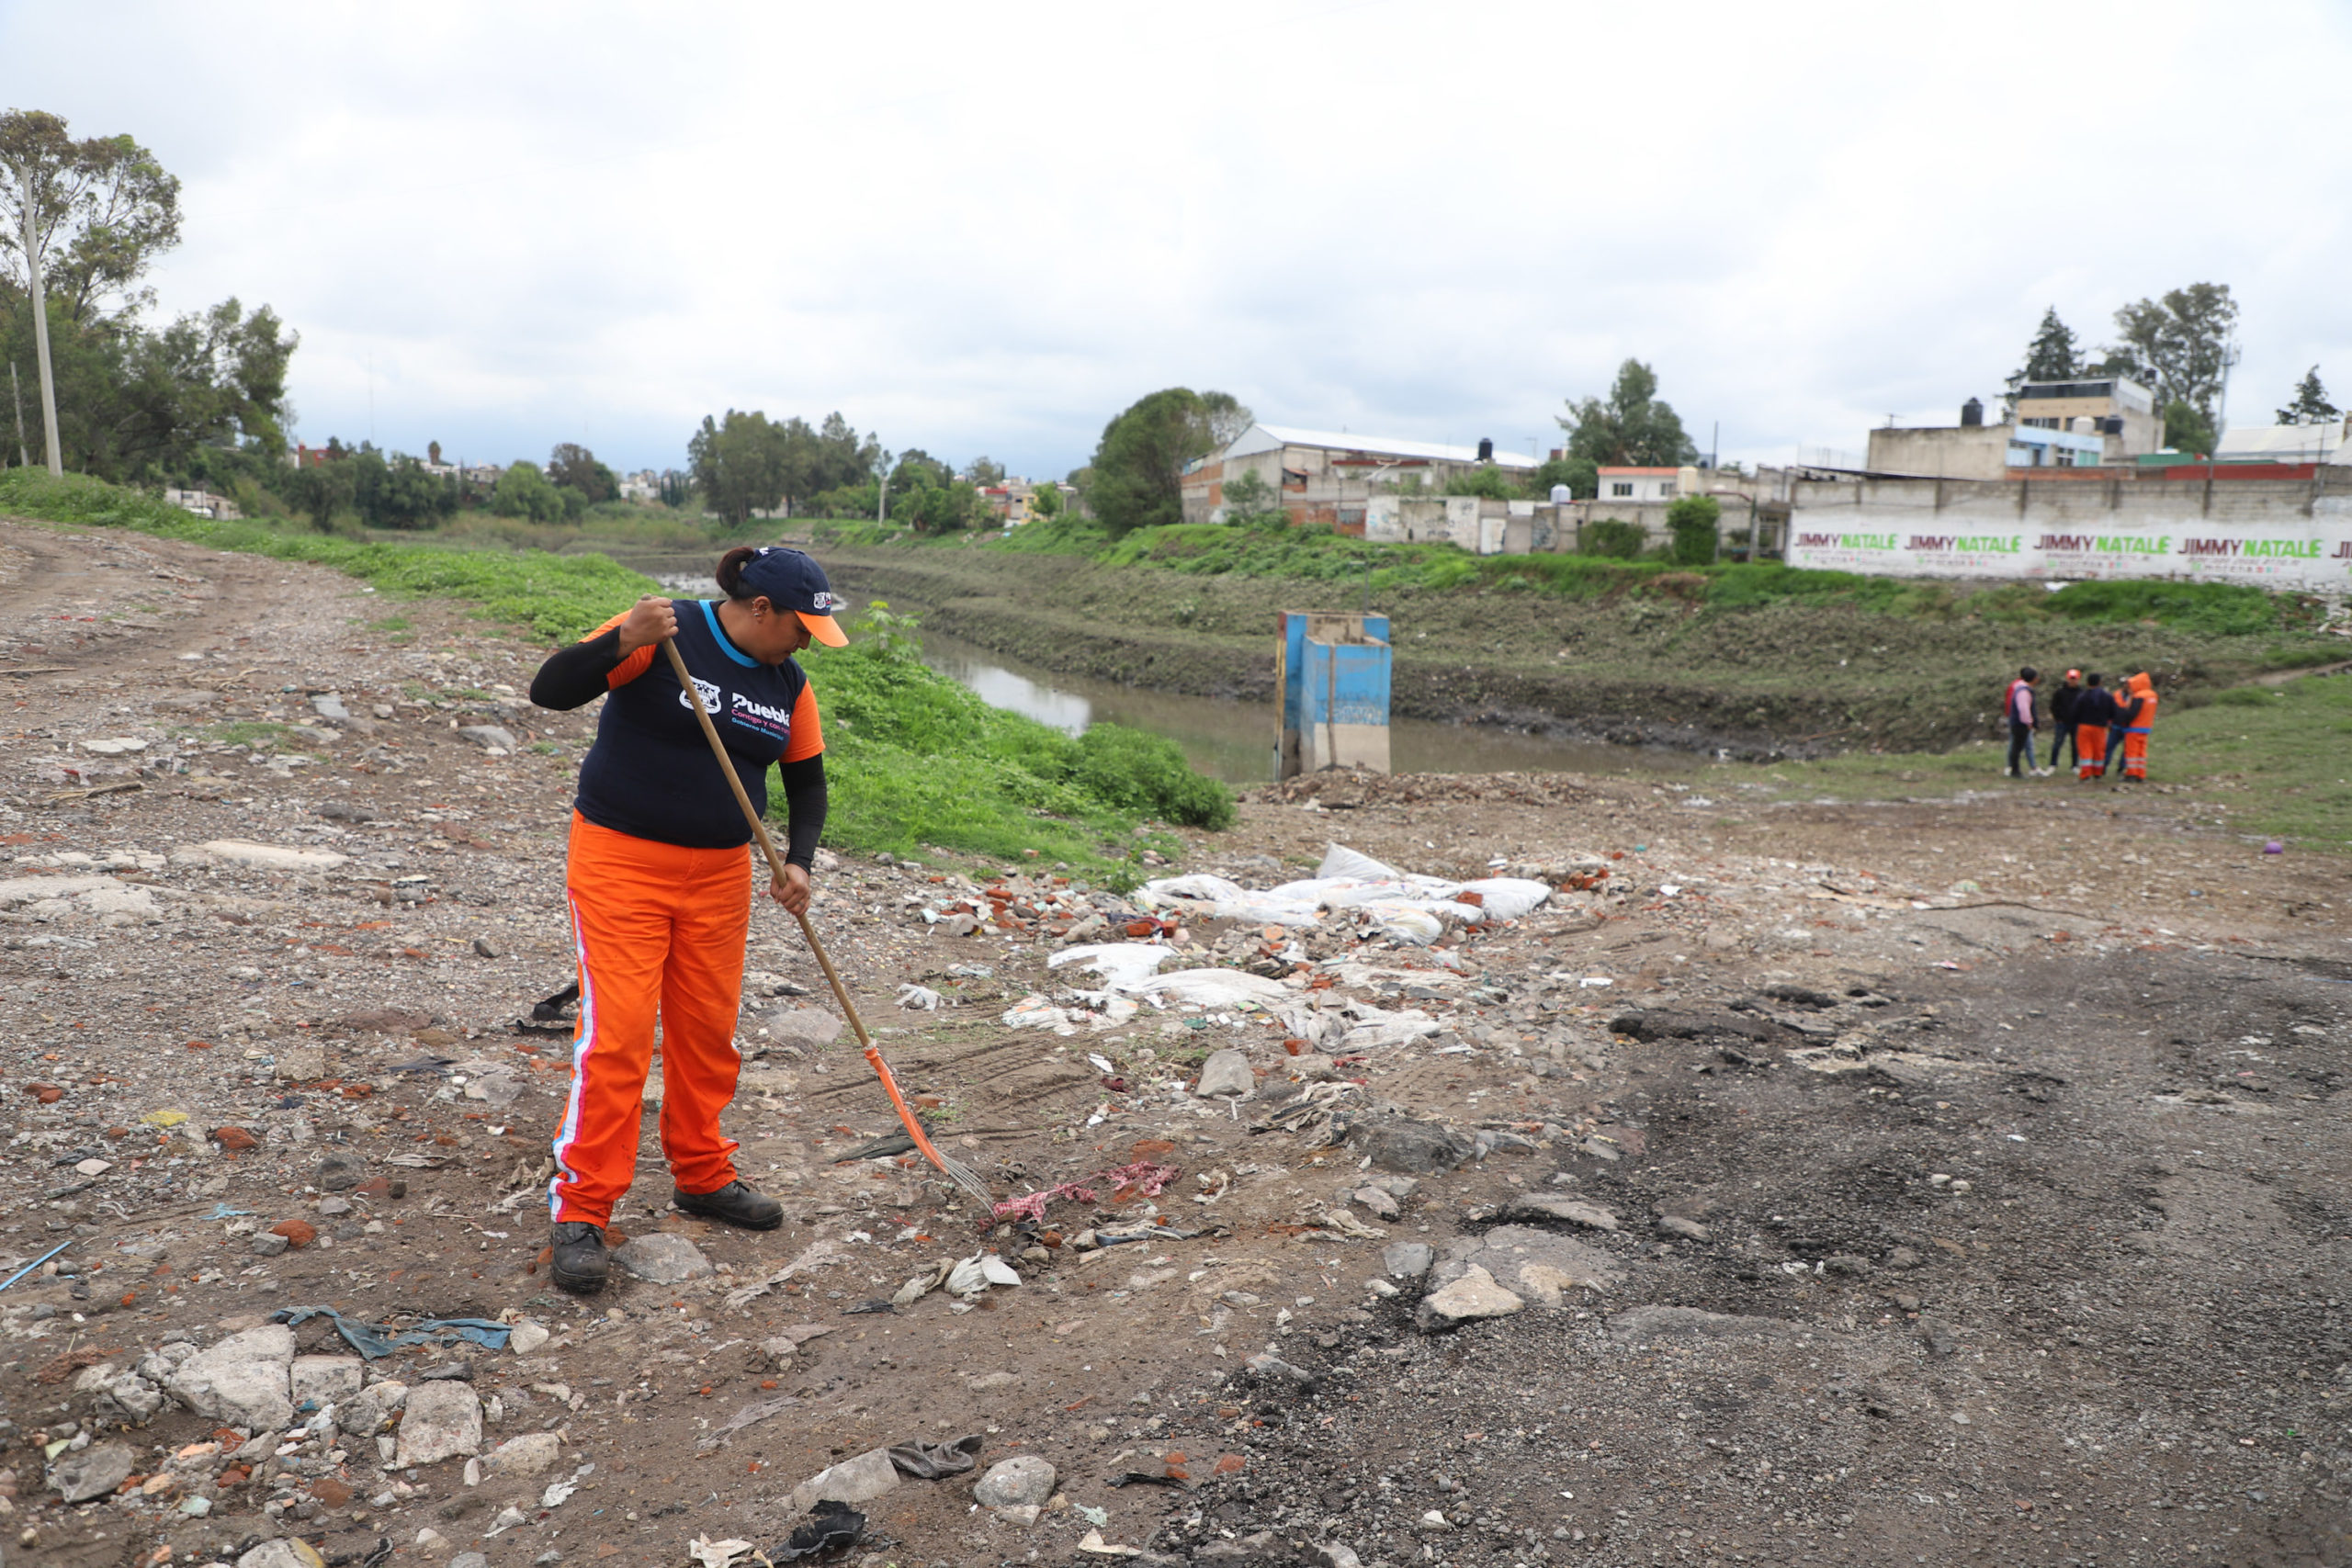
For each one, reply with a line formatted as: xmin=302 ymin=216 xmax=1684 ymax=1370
xmin=10 ymin=361 xmax=27 ymax=468
xmin=18 ymin=164 xmax=62 ymax=476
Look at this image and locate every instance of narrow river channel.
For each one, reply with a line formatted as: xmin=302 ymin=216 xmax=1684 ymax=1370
xmin=650 ymin=570 xmax=1694 ymax=784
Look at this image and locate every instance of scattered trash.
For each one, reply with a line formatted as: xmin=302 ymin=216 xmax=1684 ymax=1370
xmin=772 ymin=1499 xmax=867 ymax=1562
xmin=896 ymin=983 xmax=944 ymax=1011
xmin=944 ymin=1252 xmax=1023 ymax=1297
xmin=685 ymin=1537 xmax=762 ymax=1568
xmin=1078 ymin=1530 xmax=1143 ymax=1557
xmin=887 ymin=1432 xmax=985 ymax=1478
xmin=271 ymin=1304 xmax=513 ymax=1360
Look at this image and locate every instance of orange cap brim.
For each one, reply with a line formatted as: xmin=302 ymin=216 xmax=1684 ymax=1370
xmin=798 ymin=610 xmax=847 ymax=648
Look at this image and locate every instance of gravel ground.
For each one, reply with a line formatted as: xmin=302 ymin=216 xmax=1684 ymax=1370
xmin=1 ymin=516 xmax=2347 ymax=1568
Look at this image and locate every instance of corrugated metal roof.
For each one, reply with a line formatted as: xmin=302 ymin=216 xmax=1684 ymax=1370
xmin=2214 ymin=421 xmax=2346 ymax=461
xmin=1223 ymin=423 xmax=1541 ymax=469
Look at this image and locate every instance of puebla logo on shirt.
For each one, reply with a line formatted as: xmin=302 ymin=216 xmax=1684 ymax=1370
xmin=680 ymin=675 xmax=723 ymax=713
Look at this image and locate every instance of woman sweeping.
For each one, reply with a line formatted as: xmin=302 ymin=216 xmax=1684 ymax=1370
xmin=526 ymin=546 xmax=845 ymax=1293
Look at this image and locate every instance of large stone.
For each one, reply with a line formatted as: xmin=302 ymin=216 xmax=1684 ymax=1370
xmin=1194 ymin=1049 xmax=1254 ymax=1100
xmin=395 ymin=1380 xmax=482 ymax=1466
xmin=344 ymin=1380 xmax=406 ymax=1435
xmin=290 ymin=1355 xmax=364 ymax=1407
xmin=1430 ymin=1225 xmax=1621 ymax=1301
xmin=613 ymin=1231 xmax=714 ymax=1284
xmin=973 ymin=1454 xmax=1057 ymax=1508
xmin=1414 ymin=1265 xmax=1523 ymax=1332
xmin=314 ymin=1152 xmax=367 ymax=1190
xmin=95 ymin=1371 xmax=166 ymax=1424
xmin=196 ymin=840 xmax=348 ymax=874
xmin=166 ymin=1325 xmax=295 ymax=1429
xmin=457 ymin=725 xmax=517 ymax=752
xmin=481 ymin=1431 xmax=563 ymax=1477
xmin=1382 ymin=1241 xmax=1435 ymax=1280
xmin=786 ymin=1446 xmax=901 ymax=1514
xmin=1502 ymin=1193 xmax=1619 ymax=1232
xmin=1348 ymin=1116 xmax=1474 ymax=1174
xmin=237 ymin=1541 xmax=327 ymax=1568
xmin=50 ymin=1439 xmax=137 ymax=1503
xmin=765 ymin=1007 xmax=844 ymax=1049
xmin=507 ymin=1318 xmax=549 ymax=1356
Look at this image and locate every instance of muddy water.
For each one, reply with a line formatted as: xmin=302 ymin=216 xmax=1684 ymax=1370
xmin=916 ymin=624 xmax=1697 ymax=785
xmin=650 ymin=569 xmax=1695 ymax=784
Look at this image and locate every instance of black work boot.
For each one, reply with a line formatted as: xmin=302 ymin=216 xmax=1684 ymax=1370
xmin=548 ymin=1221 xmax=610 ymax=1294
xmin=672 ymin=1179 xmax=784 ymax=1231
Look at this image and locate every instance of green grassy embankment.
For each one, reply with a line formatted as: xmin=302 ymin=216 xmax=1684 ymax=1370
xmin=0 ymin=472 xmax=1229 ymax=881
xmin=813 ymin=514 xmax=2345 ymax=757
xmin=1737 ymin=667 xmax=2352 ymax=850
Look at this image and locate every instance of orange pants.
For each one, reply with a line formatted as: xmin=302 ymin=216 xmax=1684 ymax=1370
xmin=2075 ymin=724 xmax=2108 ymax=780
xmin=2120 ymin=728 xmax=2149 ymax=780
xmin=550 ymin=812 xmax=752 ymax=1226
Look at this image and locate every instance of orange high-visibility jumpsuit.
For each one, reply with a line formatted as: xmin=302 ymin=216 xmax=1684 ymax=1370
xmin=2075 ymin=722 xmax=2108 ymax=780
xmin=2118 ymin=672 xmax=2158 ymax=781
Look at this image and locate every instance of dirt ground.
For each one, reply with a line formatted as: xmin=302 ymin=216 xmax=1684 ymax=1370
xmin=2 ymin=516 xmax=2349 ymax=1568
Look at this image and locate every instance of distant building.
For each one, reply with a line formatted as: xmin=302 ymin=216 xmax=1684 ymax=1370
xmin=2212 ymin=419 xmax=2350 ymax=464
xmin=163 ymin=487 xmax=241 ymax=520
xmin=1597 ymin=467 xmax=1681 ymax=502
xmin=1182 ymin=423 xmax=1538 ymax=532
xmin=617 ymin=468 xmax=660 ymax=502
xmin=2012 ymin=376 xmax=2161 ymax=458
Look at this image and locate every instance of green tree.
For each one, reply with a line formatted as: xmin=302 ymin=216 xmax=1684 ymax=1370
xmin=0 ymin=292 xmax=293 ymax=479
xmin=1555 ymin=359 xmax=1697 ymax=468
xmin=2003 ymin=306 xmax=2081 ymax=412
xmin=354 ymin=451 xmax=456 ymax=529
xmin=490 ymin=459 xmax=568 ymax=523
xmin=1200 ymin=390 xmax=1254 ymax=448
xmin=890 ymin=448 xmax=950 ymax=491
xmin=284 ymin=456 xmax=356 ymax=530
xmin=1085 ymin=388 xmax=1219 ymax=535
xmin=2161 ymin=400 xmax=2216 ymax=457
xmin=1442 ymin=464 xmax=1519 ymax=500
xmin=1665 ymin=494 xmax=1722 ymax=565
xmin=2103 ymin=284 xmax=2237 ymax=422
xmin=0 ymin=109 xmax=183 ymax=325
xmin=966 ymin=455 xmax=1005 ymax=486
xmin=906 ymin=480 xmax=981 ymax=535
xmin=687 ymin=410 xmax=792 ymax=525
xmin=1530 ymin=455 xmax=1597 ymax=499
xmin=1219 ymin=468 xmax=1284 ymax=528
xmin=548 ymin=442 xmax=617 ymax=502
xmin=2278 ymin=367 xmax=2339 ymax=425
xmin=1029 ymin=479 xmax=1062 ymax=519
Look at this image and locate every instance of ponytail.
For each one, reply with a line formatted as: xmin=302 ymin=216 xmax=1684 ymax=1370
xmin=716 ymin=546 xmax=759 ymax=601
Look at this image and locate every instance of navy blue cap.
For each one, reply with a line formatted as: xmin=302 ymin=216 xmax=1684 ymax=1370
xmin=740 ymin=547 xmax=847 ymax=645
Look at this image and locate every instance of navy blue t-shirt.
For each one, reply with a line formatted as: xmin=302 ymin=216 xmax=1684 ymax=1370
xmin=570 ymin=600 xmax=824 ymax=849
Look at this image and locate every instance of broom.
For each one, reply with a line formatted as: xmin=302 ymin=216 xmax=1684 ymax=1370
xmin=660 ymin=637 xmax=995 ymax=1210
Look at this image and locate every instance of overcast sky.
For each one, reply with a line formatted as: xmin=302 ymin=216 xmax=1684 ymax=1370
xmin=13 ymin=0 xmax=2350 ymax=479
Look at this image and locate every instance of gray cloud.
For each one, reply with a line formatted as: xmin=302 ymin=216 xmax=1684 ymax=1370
xmin=10 ymin=0 xmax=2348 ymax=479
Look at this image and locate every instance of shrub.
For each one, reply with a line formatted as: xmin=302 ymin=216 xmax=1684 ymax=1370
xmin=1580 ymin=519 xmax=1647 ymax=558
xmin=1665 ymin=494 xmax=1722 ymax=566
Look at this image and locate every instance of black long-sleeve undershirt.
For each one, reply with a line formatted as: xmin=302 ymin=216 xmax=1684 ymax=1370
xmin=530 ymin=630 xmax=828 ymax=867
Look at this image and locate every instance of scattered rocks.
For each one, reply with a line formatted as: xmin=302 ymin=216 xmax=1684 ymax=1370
xmin=765 ymin=1007 xmax=845 ymax=1050
xmin=396 ymin=1380 xmax=484 ymax=1466
xmin=1657 ymin=1214 xmax=1712 ymax=1242
xmin=508 ymin=1317 xmax=550 ymax=1355
xmin=1609 ymin=1306 xmax=1798 ymax=1342
xmin=49 ymin=1438 xmax=136 ymax=1503
xmin=1885 ymin=1246 xmax=1923 ymax=1270
xmin=1919 ymin=1317 xmax=1962 ymax=1358
xmin=973 ymin=1453 xmax=1057 ymax=1508
xmin=315 ymin=1152 xmax=368 ymax=1190
xmin=237 ymin=1540 xmax=327 ymax=1568
xmin=196 ymin=840 xmax=349 ymax=873
xmin=1414 ymin=1265 xmax=1524 ymax=1331
xmin=457 ymin=724 xmax=517 ymax=751
xmin=1349 ymin=1115 xmax=1475 ymax=1174
xmin=613 ymin=1231 xmax=715 ymax=1283
xmin=1351 ymin=1185 xmax=1399 ymax=1220
xmin=268 ymin=1218 xmax=318 ymax=1249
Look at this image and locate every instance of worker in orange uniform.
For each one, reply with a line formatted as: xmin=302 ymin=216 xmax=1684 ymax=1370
xmin=2074 ymin=671 xmax=2115 ymax=781
xmin=526 ymin=546 xmax=845 ymax=1293
xmin=2116 ymin=671 xmax=2158 ymax=782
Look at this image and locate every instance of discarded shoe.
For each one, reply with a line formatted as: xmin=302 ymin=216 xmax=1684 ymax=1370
xmin=774 ymin=1499 xmax=866 ymax=1562
xmin=673 ymin=1179 xmax=784 ymax=1231
xmin=549 ymin=1221 xmax=610 ymax=1294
